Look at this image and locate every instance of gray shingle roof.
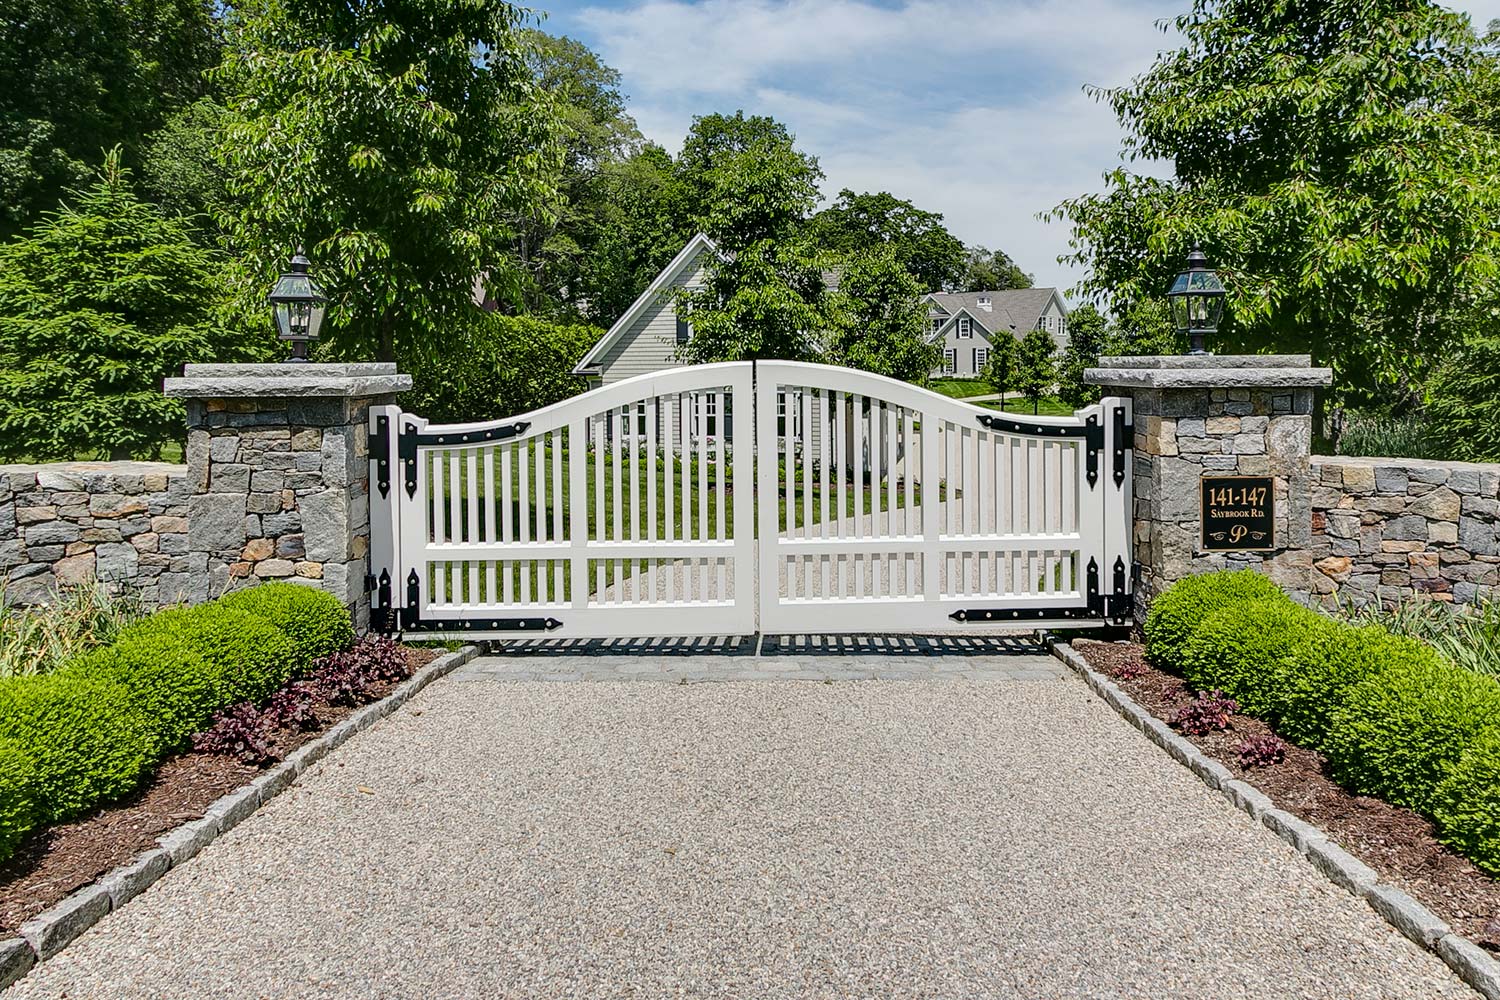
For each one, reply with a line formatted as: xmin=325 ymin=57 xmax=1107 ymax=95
xmin=925 ymin=289 xmax=1062 ymax=338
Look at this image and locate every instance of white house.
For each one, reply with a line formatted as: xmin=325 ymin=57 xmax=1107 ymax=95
xmin=924 ymin=289 xmax=1070 ymax=379
xmin=572 ymin=233 xmax=715 ymax=389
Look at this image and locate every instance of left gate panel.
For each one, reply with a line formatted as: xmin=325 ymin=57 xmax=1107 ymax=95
xmin=369 ymin=363 xmax=756 ymax=639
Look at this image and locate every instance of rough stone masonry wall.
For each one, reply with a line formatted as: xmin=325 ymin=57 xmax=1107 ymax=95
xmin=183 ymin=395 xmax=372 ymax=625
xmin=1310 ymin=455 xmax=1500 ymax=607
xmin=1129 ymin=385 xmax=1316 ymax=612
xmin=0 ymin=462 xmax=190 ymax=606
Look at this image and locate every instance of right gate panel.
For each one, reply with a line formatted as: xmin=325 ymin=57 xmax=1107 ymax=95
xmin=755 ymin=361 xmax=1131 ymax=634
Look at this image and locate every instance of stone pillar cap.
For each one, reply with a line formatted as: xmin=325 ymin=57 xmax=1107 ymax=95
xmin=1085 ymin=354 xmax=1331 ymax=389
xmin=164 ymin=362 xmax=412 ymax=399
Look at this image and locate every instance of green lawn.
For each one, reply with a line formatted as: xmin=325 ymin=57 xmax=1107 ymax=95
xmin=424 ymin=444 xmax=924 ymax=602
xmin=927 ymin=377 xmax=991 ymax=400
xmin=977 ymin=395 xmax=1074 ymax=417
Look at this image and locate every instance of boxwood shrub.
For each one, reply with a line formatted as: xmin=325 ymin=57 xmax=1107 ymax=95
xmin=119 ymin=604 xmax=299 ymax=706
xmin=1323 ymin=656 xmax=1500 ymax=813
xmin=0 ymin=739 xmax=38 ymax=859
xmin=1178 ymin=598 xmax=1334 ymax=717
xmin=0 ymin=582 xmax=360 ymax=864
xmin=1276 ymin=624 xmax=1440 ymax=751
xmin=0 ymin=672 xmax=159 ymax=824
xmin=70 ymin=634 xmax=221 ymax=753
xmin=1431 ymin=726 xmax=1500 ymax=877
xmin=1143 ymin=570 xmax=1289 ymax=672
xmin=219 ymin=583 xmax=354 ymax=663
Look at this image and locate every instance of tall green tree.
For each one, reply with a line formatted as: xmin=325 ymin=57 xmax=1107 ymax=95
xmin=1055 ymin=303 xmax=1109 ymax=408
xmin=678 ymin=238 xmax=831 ymax=363
xmin=0 ymin=154 xmax=240 ymax=461
xmin=827 ymin=247 xmax=940 ymax=383
xmin=1013 ymin=327 xmax=1058 ymax=415
xmin=983 ymin=333 xmax=1020 ymax=399
xmin=1051 ymin=0 xmax=1500 ymax=415
xmin=807 ymin=189 xmax=966 ymax=291
xmin=0 ymin=0 xmax=220 ymax=237
xmin=510 ymin=30 xmax=644 ymax=318
xmin=675 ymin=112 xmax=829 ymax=362
xmin=674 ymin=111 xmax=823 ymax=251
xmin=212 ymin=0 xmax=560 ymax=362
xmin=956 ymin=246 xmax=1032 ymax=291
xmin=586 ymin=143 xmax=687 ymax=324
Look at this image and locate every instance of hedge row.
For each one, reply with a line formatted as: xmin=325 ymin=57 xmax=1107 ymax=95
xmin=1145 ymin=570 xmax=1500 ymax=876
xmin=0 ymin=583 xmax=354 ymax=861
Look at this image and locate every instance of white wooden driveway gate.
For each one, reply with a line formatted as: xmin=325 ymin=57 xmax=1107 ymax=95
xmin=367 ymin=362 xmax=1132 ymax=638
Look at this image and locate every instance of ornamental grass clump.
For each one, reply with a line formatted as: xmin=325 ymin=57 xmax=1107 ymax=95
xmin=1143 ymin=570 xmax=1288 ymax=673
xmin=1178 ymin=598 xmax=1334 ymax=718
xmin=1323 ymin=656 xmax=1500 ymax=813
xmin=0 ymin=581 xmax=146 ymax=677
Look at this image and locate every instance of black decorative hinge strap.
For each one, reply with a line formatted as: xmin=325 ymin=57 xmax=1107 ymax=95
xmin=1105 ymin=556 xmax=1130 ymax=622
xmin=1112 ymin=406 xmax=1133 ymax=488
xmin=1085 ymin=556 xmax=1103 ymax=617
xmin=949 ymin=607 xmax=1097 ymax=623
xmin=370 ymin=570 xmax=394 ymax=633
xmin=405 ymin=616 xmax=563 ymax=633
xmin=370 ymin=414 xmax=392 ymax=499
xmin=399 ymin=423 xmax=419 ymax=499
xmin=1084 ymin=415 xmax=1103 ymax=489
xmin=401 ymin=569 xmax=420 ymax=629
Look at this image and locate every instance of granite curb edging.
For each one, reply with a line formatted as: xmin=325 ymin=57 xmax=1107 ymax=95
xmin=1045 ymin=636 xmax=1500 ymax=1000
xmin=0 ymin=644 xmax=479 ymax=992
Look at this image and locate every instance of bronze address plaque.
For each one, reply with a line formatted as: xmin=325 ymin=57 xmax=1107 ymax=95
xmin=1200 ymin=476 xmax=1275 ymax=551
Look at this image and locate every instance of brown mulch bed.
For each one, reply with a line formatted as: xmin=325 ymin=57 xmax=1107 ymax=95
xmin=1073 ymin=637 xmax=1500 ymax=952
xmin=0 ymin=645 xmax=440 ymax=937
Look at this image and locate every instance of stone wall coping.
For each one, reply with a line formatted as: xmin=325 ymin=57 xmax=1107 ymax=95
xmin=1095 ymin=354 xmax=1313 ymax=370
xmin=0 ymin=461 xmax=186 ymax=476
xmin=1085 ymin=364 xmax=1332 ymax=389
xmin=1312 ymin=454 xmax=1500 ymax=474
xmin=165 ymin=362 xmax=412 ymax=399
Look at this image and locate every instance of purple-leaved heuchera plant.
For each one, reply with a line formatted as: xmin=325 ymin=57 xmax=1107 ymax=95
xmin=1234 ymin=734 xmax=1286 ymax=769
xmin=1171 ymin=690 xmax=1240 ymax=736
xmin=193 ymin=702 xmax=275 ymax=764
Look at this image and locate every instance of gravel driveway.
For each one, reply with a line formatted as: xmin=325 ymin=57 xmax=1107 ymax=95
xmin=6 ymin=652 xmax=1477 ymax=999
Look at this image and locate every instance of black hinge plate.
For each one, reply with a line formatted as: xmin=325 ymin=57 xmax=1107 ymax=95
xmin=370 ymin=415 xmax=392 ymax=499
xmin=399 ymin=423 xmax=419 ymax=499
xmin=1105 ymin=556 xmax=1130 ymax=622
xmin=403 ymin=616 xmax=564 ymax=633
xmin=1084 ymin=415 xmax=1103 ymax=488
xmin=1112 ymin=406 xmax=1133 ymax=488
xmin=949 ymin=606 xmax=1099 ymax=623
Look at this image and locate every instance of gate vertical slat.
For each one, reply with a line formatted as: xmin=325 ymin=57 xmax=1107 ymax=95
xmin=466 ymin=448 xmax=479 ymax=604
xmin=569 ymin=419 xmax=587 ymax=611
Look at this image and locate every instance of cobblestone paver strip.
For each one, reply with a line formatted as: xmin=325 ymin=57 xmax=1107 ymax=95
xmin=6 ymin=655 xmax=1477 ymax=1000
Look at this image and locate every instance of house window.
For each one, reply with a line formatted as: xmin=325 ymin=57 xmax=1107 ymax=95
xmin=690 ymin=393 xmax=718 ymax=437
xmin=974 ymin=347 xmax=989 ymax=373
xmin=942 ymin=349 xmax=957 ymax=375
xmin=930 ymin=316 xmax=944 ymax=334
xmin=776 ymin=390 xmax=803 ymax=439
xmin=675 ymin=303 xmax=692 ymax=345
xmin=957 ymin=316 xmax=972 ymax=338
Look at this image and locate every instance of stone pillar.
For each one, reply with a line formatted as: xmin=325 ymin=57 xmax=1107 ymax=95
xmin=1085 ymin=356 xmax=1332 ymax=619
xmin=163 ymin=364 xmax=411 ymax=629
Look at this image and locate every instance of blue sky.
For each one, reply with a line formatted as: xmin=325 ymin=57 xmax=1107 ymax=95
xmin=533 ymin=0 xmax=1500 ymax=296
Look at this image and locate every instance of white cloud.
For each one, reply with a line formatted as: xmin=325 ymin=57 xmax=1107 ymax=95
xmin=564 ymin=0 xmax=1500 ymax=296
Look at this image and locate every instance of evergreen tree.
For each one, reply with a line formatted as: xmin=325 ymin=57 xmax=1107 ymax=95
xmin=0 ymin=153 xmax=242 ymax=460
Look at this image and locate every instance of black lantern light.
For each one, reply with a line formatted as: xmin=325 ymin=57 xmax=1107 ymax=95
xmin=1166 ymin=245 xmax=1226 ymax=356
xmin=267 ymin=248 xmax=328 ymax=362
